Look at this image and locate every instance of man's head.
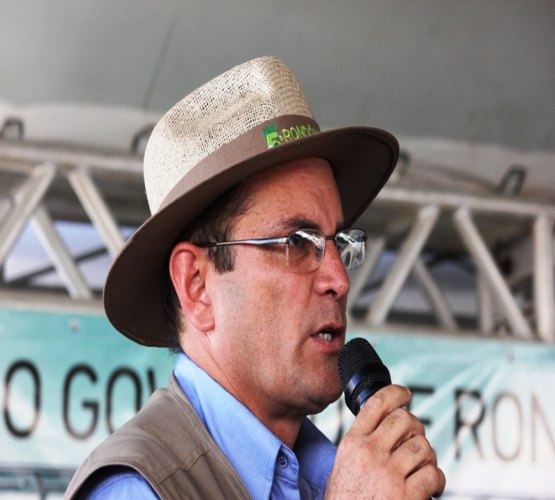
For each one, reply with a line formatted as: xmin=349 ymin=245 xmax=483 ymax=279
xmin=162 ymin=179 xmax=254 ymax=349
xmin=103 ymin=56 xmax=398 ymax=347
xmin=169 ymin=157 xmax=349 ymax=418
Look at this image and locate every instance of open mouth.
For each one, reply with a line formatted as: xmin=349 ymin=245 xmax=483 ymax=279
xmin=312 ymin=324 xmax=344 ymax=343
xmin=316 ymin=331 xmax=334 ymax=341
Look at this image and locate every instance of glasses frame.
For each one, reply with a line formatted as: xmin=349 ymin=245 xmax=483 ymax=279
xmin=198 ymin=228 xmax=366 ymax=271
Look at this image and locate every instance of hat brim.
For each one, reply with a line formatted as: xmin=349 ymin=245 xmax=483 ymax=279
xmin=104 ymin=126 xmax=399 ymax=346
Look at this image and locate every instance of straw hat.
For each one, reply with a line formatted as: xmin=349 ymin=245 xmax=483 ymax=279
xmin=104 ymin=56 xmax=399 ymax=346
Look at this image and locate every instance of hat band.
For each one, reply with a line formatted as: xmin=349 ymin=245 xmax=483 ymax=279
xmin=159 ymin=115 xmax=320 ymax=212
xmin=260 ymin=116 xmax=320 ymax=148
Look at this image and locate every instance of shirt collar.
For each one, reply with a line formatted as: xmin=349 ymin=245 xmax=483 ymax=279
xmin=173 ymin=352 xmax=336 ymax=499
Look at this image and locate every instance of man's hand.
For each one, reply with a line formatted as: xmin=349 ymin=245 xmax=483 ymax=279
xmin=326 ymin=385 xmax=446 ymax=499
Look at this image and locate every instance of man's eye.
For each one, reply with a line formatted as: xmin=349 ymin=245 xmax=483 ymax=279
xmin=289 ymin=233 xmax=304 ymax=248
xmin=289 ymin=233 xmax=313 ymax=255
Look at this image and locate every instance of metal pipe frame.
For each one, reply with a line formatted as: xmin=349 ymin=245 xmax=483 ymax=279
xmin=347 ymin=236 xmax=385 ymax=318
xmin=412 ymin=257 xmax=457 ymax=331
xmin=378 ymin=185 xmax=555 ymax=218
xmin=453 ymin=208 xmax=533 ymax=339
xmin=533 ymin=213 xmax=555 ymax=342
xmin=477 ymin=273 xmax=495 ymax=335
xmin=0 ymin=139 xmax=142 ymax=175
xmin=0 ymin=145 xmax=553 ymax=343
xmin=30 ymin=206 xmax=93 ymax=300
xmin=67 ymin=169 xmax=125 ymax=258
xmin=0 ymin=163 xmax=56 ymax=266
xmin=367 ymin=205 xmax=440 ymax=326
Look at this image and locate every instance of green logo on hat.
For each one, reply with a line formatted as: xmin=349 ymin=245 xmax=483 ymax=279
xmin=263 ymin=122 xmax=319 ymax=149
xmin=263 ymin=124 xmax=282 ymax=148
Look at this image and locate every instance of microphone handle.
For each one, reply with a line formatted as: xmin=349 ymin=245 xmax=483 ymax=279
xmin=345 ymin=363 xmax=390 ymax=415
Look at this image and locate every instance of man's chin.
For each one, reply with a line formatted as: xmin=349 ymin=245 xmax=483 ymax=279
xmin=306 ymin=386 xmax=343 ymax=415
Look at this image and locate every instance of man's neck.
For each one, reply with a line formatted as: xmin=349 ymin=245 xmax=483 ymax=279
xmin=184 ymin=342 xmax=304 ymax=448
xmin=238 ymin=396 xmax=305 ymax=449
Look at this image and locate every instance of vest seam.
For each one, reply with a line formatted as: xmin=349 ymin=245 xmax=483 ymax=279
xmin=166 ymin=375 xmax=251 ymax=498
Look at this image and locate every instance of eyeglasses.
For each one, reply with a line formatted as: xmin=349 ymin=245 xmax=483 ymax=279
xmin=199 ymin=228 xmax=366 ymax=273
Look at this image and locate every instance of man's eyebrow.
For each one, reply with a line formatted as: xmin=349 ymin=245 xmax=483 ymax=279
xmin=274 ymin=216 xmax=346 ymax=233
xmin=279 ymin=217 xmax=319 ymax=231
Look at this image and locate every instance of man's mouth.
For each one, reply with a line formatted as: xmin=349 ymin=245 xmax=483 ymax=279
xmin=312 ymin=324 xmax=345 ymax=344
xmin=316 ymin=331 xmax=334 ymax=341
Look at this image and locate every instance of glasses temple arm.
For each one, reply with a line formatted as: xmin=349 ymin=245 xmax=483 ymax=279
xmin=199 ymin=236 xmax=289 ymax=248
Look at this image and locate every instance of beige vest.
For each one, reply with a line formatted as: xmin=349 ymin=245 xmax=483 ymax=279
xmin=65 ymin=375 xmax=251 ymax=500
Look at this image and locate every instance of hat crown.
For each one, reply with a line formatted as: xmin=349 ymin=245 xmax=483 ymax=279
xmin=144 ymin=56 xmax=314 ymax=213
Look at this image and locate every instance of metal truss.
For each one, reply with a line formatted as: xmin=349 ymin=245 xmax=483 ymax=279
xmin=1 ymin=138 xmax=554 ymax=344
xmin=351 ymin=182 xmax=555 ymax=343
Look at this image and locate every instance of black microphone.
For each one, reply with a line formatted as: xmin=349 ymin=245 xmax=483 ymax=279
xmin=338 ymin=337 xmax=391 ymax=415
xmin=338 ymin=339 xmax=441 ymax=498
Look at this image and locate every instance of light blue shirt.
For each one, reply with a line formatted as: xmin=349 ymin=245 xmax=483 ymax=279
xmin=84 ymin=353 xmax=336 ymax=499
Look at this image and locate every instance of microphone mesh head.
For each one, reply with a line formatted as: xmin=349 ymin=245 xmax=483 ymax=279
xmin=338 ymin=337 xmax=391 ymax=415
xmin=338 ymin=337 xmax=382 ymax=387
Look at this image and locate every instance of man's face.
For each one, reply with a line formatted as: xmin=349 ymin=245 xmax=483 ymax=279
xmin=205 ymin=157 xmax=350 ymax=421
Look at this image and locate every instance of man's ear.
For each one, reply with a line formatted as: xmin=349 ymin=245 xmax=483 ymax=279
xmin=169 ymin=242 xmax=214 ymax=332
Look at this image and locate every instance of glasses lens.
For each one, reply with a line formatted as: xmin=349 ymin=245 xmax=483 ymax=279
xmin=286 ymin=229 xmax=325 ymax=271
xmin=335 ymin=229 xmax=366 ymax=270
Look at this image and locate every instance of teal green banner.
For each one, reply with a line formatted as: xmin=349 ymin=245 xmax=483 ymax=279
xmin=1 ymin=308 xmax=554 ymax=497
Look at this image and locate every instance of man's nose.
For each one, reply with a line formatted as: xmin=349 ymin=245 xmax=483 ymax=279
xmin=314 ymin=241 xmax=350 ymax=299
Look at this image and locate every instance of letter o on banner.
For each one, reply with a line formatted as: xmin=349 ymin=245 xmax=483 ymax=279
xmin=3 ymin=360 xmax=41 ymax=438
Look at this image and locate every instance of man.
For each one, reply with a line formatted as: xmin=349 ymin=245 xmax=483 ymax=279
xmin=66 ymin=56 xmax=445 ymax=499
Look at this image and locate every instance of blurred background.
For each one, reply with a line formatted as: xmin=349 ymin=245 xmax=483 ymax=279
xmin=0 ymin=1 xmax=554 ymax=498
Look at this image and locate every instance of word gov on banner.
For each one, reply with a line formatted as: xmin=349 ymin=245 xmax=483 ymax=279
xmin=0 ymin=308 xmax=174 ymax=467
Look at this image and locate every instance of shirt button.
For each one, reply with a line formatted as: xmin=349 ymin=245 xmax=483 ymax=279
xmin=278 ymin=453 xmax=288 ymax=469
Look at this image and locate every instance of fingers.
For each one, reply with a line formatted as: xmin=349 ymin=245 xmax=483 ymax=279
xmin=392 ymin=433 xmax=436 ymax=477
xmin=374 ymin=406 xmax=426 ymax=454
xmin=349 ymin=384 xmax=412 ymax=435
xmin=334 ymin=384 xmax=446 ymax=499
xmin=405 ymin=461 xmax=447 ymax=499
xmin=385 ymin=414 xmax=446 ymax=498
xmin=350 ymin=384 xmax=424 ymax=454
